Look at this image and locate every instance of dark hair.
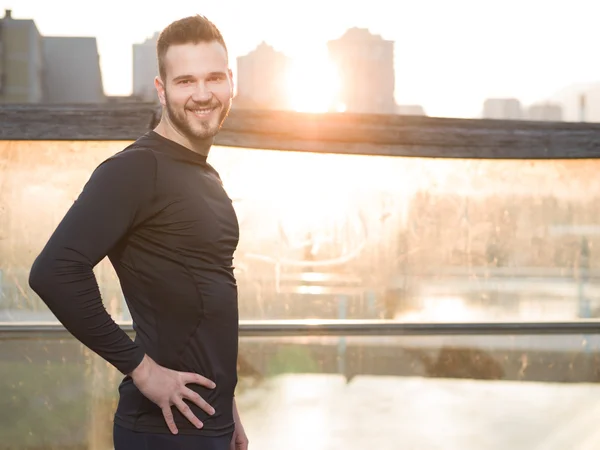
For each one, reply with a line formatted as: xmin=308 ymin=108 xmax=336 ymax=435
xmin=157 ymin=15 xmax=228 ymax=81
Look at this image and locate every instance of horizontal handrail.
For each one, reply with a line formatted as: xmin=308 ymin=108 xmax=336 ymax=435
xmin=2 ymin=104 xmax=600 ymax=159
xmin=1 ymin=320 xmax=600 ymax=338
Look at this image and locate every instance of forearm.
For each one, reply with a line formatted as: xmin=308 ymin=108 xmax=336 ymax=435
xmin=29 ymin=247 xmax=145 ymax=375
xmin=233 ymin=396 xmax=243 ymax=423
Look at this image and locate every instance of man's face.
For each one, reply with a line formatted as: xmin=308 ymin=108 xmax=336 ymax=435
xmin=157 ymin=41 xmax=233 ymax=141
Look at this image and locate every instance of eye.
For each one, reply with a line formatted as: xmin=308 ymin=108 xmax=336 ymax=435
xmin=208 ymin=75 xmax=226 ymax=82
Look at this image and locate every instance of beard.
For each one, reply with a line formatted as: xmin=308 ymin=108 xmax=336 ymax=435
xmin=164 ymin=90 xmax=231 ymax=141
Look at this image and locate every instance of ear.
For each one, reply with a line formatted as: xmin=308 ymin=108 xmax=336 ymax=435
xmin=228 ymin=68 xmax=235 ymax=98
xmin=154 ymin=76 xmax=167 ymax=106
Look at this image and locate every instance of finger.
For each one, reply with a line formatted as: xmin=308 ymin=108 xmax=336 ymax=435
xmin=173 ymin=397 xmax=204 ymax=429
xmin=181 ymin=387 xmax=215 ymax=415
xmin=230 ymin=433 xmax=236 ymax=450
xmin=161 ymin=405 xmax=178 ymax=435
xmin=180 ymin=372 xmax=217 ymax=389
xmin=240 ymin=437 xmax=249 ymax=450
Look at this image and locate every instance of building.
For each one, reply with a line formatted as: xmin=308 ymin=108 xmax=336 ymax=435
xmin=526 ymin=102 xmax=563 ymax=122
xmin=482 ymin=98 xmax=523 ymax=120
xmin=396 ymin=104 xmax=426 ymax=116
xmin=235 ymin=41 xmax=291 ymax=110
xmin=0 ymin=9 xmax=44 ymax=103
xmin=133 ymin=32 xmax=159 ymax=102
xmin=0 ymin=9 xmax=106 ymax=104
xmin=327 ymin=28 xmax=396 ymax=114
xmin=43 ymin=36 xmax=105 ymax=103
xmin=548 ymin=82 xmax=600 ymax=122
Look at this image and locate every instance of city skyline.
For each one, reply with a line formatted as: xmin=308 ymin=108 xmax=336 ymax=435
xmin=1 ymin=0 xmax=599 ymax=119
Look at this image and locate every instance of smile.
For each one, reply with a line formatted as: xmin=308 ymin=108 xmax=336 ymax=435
xmin=188 ymin=107 xmax=216 ymax=117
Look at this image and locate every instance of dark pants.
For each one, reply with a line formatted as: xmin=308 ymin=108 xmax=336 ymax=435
xmin=113 ymin=423 xmax=233 ymax=450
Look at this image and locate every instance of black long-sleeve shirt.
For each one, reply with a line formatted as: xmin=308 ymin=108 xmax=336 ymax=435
xmin=29 ymin=131 xmax=240 ymax=436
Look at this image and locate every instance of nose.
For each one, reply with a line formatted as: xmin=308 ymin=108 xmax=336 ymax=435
xmin=191 ymin=82 xmax=212 ymax=103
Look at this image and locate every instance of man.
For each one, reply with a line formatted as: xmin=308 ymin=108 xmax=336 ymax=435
xmin=28 ymin=15 xmax=249 ymax=450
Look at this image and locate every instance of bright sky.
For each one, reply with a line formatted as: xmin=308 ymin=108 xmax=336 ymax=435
xmin=2 ymin=0 xmax=600 ymax=118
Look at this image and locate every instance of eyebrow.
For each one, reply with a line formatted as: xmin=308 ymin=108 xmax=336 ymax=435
xmin=172 ymin=72 xmax=228 ymax=83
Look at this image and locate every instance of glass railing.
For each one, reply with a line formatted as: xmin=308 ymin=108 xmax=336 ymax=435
xmin=2 ymin=140 xmax=600 ymax=324
xmin=2 ymin=333 xmax=600 ymax=449
xmin=2 ymin=139 xmax=600 ymax=449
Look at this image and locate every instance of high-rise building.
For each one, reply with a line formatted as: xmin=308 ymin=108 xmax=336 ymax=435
xmin=526 ymin=103 xmax=563 ymax=122
xmin=235 ymin=41 xmax=291 ymax=110
xmin=0 ymin=9 xmax=44 ymax=103
xmin=43 ymin=36 xmax=105 ymax=103
xmin=327 ymin=28 xmax=396 ymax=114
xmin=482 ymin=98 xmax=523 ymax=120
xmin=133 ymin=32 xmax=159 ymax=102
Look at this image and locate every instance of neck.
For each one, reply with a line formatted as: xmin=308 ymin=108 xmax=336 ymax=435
xmin=154 ymin=118 xmax=213 ymax=157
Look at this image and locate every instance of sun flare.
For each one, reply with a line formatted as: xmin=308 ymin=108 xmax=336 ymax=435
xmin=286 ymin=53 xmax=344 ymax=113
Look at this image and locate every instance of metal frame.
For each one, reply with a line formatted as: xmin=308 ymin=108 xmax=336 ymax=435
xmin=2 ymin=320 xmax=600 ymax=338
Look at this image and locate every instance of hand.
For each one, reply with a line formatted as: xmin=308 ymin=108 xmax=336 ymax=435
xmin=130 ymin=354 xmax=216 ymax=434
xmin=230 ymin=398 xmax=249 ymax=450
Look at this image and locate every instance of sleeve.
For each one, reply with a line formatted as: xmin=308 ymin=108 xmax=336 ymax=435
xmin=28 ymin=148 xmax=157 ymax=375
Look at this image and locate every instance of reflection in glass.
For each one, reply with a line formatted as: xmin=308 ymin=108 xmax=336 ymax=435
xmin=1 ymin=140 xmax=600 ymax=323
xmin=2 ymin=334 xmax=600 ymax=450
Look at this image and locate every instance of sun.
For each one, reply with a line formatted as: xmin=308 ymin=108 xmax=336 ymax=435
xmin=286 ymin=52 xmax=345 ymax=113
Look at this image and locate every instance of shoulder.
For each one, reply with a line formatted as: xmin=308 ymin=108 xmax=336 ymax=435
xmin=87 ymin=142 xmax=159 ymax=193
xmin=99 ymin=141 xmax=158 ymax=176
xmin=204 ymin=162 xmax=223 ymax=182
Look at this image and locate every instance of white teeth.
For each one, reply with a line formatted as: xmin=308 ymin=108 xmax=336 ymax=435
xmin=191 ymin=108 xmax=213 ymax=115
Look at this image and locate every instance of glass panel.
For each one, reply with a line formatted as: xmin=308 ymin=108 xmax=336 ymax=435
xmin=2 ymin=333 xmax=600 ymax=449
xmin=0 ymin=141 xmax=131 ymax=322
xmin=2 ymin=140 xmax=600 ymax=323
